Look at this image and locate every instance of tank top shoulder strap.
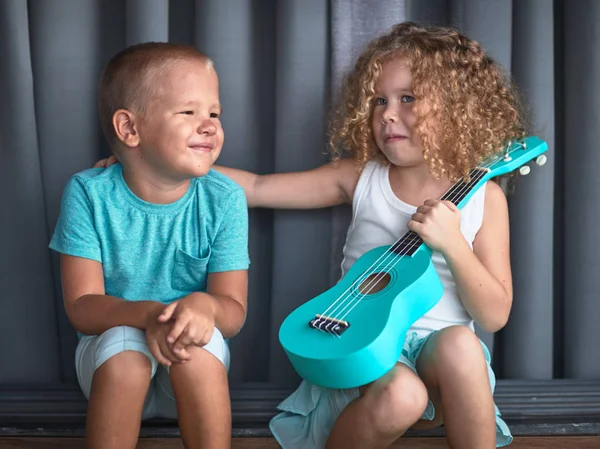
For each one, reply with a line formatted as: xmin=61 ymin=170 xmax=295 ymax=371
xmin=351 ymin=160 xmax=383 ymax=214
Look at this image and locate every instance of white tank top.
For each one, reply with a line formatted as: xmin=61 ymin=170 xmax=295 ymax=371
xmin=340 ymin=161 xmax=487 ymax=338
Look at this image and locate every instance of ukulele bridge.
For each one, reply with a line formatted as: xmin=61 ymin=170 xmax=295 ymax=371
xmin=309 ymin=314 xmax=350 ymax=336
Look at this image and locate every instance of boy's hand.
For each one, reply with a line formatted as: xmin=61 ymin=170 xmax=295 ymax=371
xmin=408 ymin=199 xmax=463 ymax=255
xmin=146 ymin=308 xmax=191 ymax=366
xmin=158 ymin=293 xmax=216 ymax=355
xmin=93 ymin=155 xmax=119 ymax=168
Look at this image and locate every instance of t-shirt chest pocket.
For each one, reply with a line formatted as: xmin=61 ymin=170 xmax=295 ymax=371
xmin=171 ymin=247 xmax=211 ymax=292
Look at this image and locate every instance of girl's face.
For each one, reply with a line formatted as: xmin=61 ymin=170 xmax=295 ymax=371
xmin=372 ymin=58 xmax=425 ymax=169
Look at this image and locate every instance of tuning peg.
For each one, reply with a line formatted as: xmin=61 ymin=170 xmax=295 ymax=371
xmin=536 ymin=155 xmax=547 ymax=166
xmin=519 ymin=165 xmax=531 ymax=176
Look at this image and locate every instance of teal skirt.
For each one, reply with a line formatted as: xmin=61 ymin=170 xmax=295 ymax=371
xmin=269 ymin=331 xmax=512 ymax=448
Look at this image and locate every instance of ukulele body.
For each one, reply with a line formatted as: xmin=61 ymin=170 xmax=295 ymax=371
xmin=279 ymin=244 xmax=443 ymax=389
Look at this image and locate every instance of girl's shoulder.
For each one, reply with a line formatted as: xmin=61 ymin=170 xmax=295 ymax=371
xmin=483 ymin=180 xmax=508 ymax=212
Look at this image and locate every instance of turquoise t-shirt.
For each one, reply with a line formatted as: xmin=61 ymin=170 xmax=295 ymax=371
xmin=49 ymin=164 xmax=250 ymax=303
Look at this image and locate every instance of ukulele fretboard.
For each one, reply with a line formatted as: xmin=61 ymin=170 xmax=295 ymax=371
xmin=389 ymin=168 xmax=487 ymax=257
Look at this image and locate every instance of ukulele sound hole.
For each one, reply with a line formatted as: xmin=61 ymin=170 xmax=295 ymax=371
xmin=358 ymin=272 xmax=391 ymax=295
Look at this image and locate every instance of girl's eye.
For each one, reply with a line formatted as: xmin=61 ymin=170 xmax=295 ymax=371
xmin=375 ymin=97 xmax=387 ymax=106
xmin=401 ymin=95 xmax=415 ymax=103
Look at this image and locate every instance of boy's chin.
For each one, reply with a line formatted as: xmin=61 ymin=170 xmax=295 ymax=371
xmin=183 ymin=163 xmax=213 ymax=178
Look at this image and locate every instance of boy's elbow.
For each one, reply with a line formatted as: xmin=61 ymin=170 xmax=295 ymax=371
xmin=220 ymin=297 xmax=247 ymax=339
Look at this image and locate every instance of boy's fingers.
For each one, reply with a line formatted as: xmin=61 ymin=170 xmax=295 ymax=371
xmin=149 ymin=339 xmax=171 ymax=366
xmin=197 ymin=325 xmax=214 ymax=347
xmin=159 ymin=338 xmax=182 ymax=364
xmin=158 ymin=302 xmax=178 ymax=322
xmin=174 ymin=325 xmax=195 ymax=351
xmin=176 ymin=347 xmax=191 ymax=361
xmin=167 ymin=320 xmax=189 ymax=344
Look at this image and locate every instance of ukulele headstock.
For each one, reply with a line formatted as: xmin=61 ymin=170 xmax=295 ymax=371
xmin=482 ymin=136 xmax=548 ymax=181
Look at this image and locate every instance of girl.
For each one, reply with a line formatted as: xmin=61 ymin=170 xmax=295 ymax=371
xmin=217 ymin=21 xmax=524 ymax=449
xmin=97 ymin=21 xmax=526 ymax=448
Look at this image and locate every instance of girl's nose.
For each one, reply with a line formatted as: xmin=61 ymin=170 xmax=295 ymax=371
xmin=381 ymin=106 xmax=397 ymax=124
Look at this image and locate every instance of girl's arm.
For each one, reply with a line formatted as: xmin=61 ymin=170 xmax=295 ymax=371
xmin=93 ymin=155 xmax=361 ymax=210
xmin=409 ymin=182 xmax=512 ymax=333
xmin=213 ymin=159 xmax=360 ymax=209
xmin=443 ymin=182 xmax=512 ymax=333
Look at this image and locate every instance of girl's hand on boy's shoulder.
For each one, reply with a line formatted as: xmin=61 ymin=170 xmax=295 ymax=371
xmin=93 ymin=154 xmax=119 ymax=168
xmin=145 ymin=307 xmax=192 ymax=366
xmin=158 ymin=293 xmax=217 ymax=355
xmin=408 ymin=199 xmax=464 ymax=255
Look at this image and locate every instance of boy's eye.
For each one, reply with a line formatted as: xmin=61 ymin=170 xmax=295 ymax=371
xmin=401 ymin=95 xmax=415 ymax=103
xmin=375 ymin=97 xmax=387 ymax=106
xmin=210 ymin=112 xmax=220 ymax=118
xmin=180 ymin=111 xmax=194 ymax=115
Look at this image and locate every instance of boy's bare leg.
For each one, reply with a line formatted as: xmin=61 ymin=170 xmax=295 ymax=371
xmin=326 ymin=364 xmax=428 ymax=449
xmin=416 ymin=326 xmax=496 ymax=449
xmin=170 ymin=345 xmax=231 ymax=449
xmin=85 ymin=351 xmax=152 ymax=449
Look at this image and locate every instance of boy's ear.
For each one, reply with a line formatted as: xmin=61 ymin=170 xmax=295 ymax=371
xmin=112 ymin=109 xmax=141 ymax=148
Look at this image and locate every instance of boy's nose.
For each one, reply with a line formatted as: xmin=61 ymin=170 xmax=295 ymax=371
xmin=198 ymin=120 xmax=216 ymax=135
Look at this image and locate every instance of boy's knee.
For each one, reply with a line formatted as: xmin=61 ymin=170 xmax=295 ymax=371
xmin=96 ymin=350 xmax=152 ymax=388
xmin=93 ymin=326 xmax=154 ymax=384
xmin=364 ymin=366 xmax=428 ymax=435
xmin=179 ymin=344 xmax=228 ymax=375
xmin=184 ymin=327 xmax=230 ymax=371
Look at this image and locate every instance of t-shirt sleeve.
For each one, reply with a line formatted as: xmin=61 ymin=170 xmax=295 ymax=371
xmin=49 ymin=176 xmax=102 ymax=263
xmin=208 ymin=188 xmax=250 ymax=273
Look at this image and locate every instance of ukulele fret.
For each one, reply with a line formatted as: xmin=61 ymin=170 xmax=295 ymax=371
xmin=309 ymin=314 xmax=350 ymax=336
xmin=390 ymin=231 xmax=422 ymax=256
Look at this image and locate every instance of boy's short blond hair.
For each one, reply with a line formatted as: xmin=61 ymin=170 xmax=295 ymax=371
xmin=98 ymin=42 xmax=213 ymax=151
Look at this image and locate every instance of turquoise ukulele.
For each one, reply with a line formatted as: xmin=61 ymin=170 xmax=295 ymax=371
xmin=279 ymin=136 xmax=548 ymax=389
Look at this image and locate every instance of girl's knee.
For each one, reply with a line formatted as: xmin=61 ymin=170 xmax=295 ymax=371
xmin=433 ymin=326 xmax=486 ymax=374
xmin=364 ymin=366 xmax=428 ymax=434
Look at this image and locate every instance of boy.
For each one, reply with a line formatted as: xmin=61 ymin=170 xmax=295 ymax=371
xmin=50 ymin=42 xmax=249 ymax=449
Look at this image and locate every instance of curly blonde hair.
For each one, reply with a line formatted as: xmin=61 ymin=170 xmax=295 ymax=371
xmin=328 ymin=21 xmax=529 ymax=181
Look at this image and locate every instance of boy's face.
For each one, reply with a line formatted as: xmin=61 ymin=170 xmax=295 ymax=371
xmin=135 ymin=58 xmax=223 ymax=180
xmin=371 ymin=57 xmax=424 ymax=169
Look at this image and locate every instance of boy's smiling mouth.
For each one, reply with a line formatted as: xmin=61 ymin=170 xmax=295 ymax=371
xmin=188 ymin=142 xmax=214 ymax=152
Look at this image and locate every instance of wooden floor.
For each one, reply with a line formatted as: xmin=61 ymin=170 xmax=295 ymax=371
xmin=1 ymin=437 xmax=600 ymax=448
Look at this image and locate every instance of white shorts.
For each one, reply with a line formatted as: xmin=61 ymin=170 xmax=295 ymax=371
xmin=75 ymin=325 xmax=230 ymax=419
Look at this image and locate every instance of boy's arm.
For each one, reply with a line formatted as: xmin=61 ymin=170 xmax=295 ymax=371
xmin=213 ymin=158 xmax=360 ymax=209
xmin=205 ymin=270 xmax=248 ymax=337
xmin=61 ymin=254 xmax=164 ymax=335
xmin=166 ymin=270 xmax=248 ymax=341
